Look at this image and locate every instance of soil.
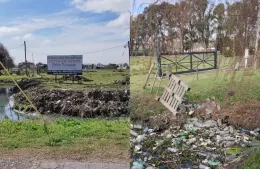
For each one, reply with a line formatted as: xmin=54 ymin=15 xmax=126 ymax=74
xmin=0 ymin=146 xmax=129 ymax=169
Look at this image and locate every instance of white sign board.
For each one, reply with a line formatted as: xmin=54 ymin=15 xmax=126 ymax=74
xmin=47 ymin=55 xmax=83 ymax=75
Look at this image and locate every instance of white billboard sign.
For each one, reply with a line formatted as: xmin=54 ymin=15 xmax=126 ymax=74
xmin=47 ymin=55 xmax=83 ymax=75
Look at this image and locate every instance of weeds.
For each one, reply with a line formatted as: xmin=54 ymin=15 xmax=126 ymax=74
xmin=226 ymin=137 xmax=260 ymax=169
xmin=0 ymin=119 xmax=129 ymax=149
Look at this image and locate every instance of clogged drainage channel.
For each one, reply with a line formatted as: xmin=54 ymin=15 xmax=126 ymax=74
xmin=130 ymin=102 xmax=260 ymax=169
xmin=0 ymin=88 xmax=31 ymax=121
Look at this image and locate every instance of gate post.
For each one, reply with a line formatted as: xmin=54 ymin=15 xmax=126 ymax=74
xmin=214 ymin=50 xmax=218 ymax=69
xmin=190 ymin=53 xmax=193 ymax=71
xmin=156 ymin=39 xmax=162 ymax=77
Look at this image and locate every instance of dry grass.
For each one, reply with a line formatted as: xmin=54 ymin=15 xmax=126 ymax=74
xmin=212 ymin=99 xmax=260 ymax=130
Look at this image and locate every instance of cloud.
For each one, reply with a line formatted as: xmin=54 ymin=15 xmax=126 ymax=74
xmin=2 ymin=12 xmax=128 ymax=64
xmin=71 ymin=0 xmax=130 ymax=13
xmin=1 ymin=0 xmax=129 ymax=64
xmin=107 ymin=12 xmax=130 ymax=28
xmin=42 ymin=40 xmax=52 ymax=44
xmin=23 ymin=33 xmax=33 ymax=39
xmin=0 ymin=26 xmax=19 ymax=34
xmin=12 ymin=33 xmax=34 ymax=40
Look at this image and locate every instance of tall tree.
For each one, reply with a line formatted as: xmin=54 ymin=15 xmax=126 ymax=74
xmin=0 ymin=43 xmax=15 ymax=71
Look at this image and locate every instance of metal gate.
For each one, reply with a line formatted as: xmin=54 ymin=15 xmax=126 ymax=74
xmin=160 ymin=74 xmax=189 ymax=115
xmin=161 ymin=51 xmax=218 ymax=74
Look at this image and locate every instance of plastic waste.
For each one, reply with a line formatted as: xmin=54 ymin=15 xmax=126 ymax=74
xmin=207 ymin=160 xmax=220 ymax=166
xmin=242 ymin=128 xmax=249 ymax=132
xmin=180 ymin=161 xmax=192 ymax=169
xmin=199 ymin=164 xmax=211 ymax=169
xmin=136 ymin=135 xmax=146 ymax=143
xmin=132 ymin=161 xmax=144 ymax=169
xmin=131 ymin=130 xmax=138 ymax=137
xmin=143 ymin=127 xmax=149 ymax=134
xmin=134 ymin=124 xmax=143 ymax=130
xmin=167 ymin=147 xmax=178 ymax=153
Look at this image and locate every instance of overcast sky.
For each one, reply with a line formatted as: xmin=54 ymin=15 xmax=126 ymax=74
xmin=0 ymin=0 xmax=130 ymax=64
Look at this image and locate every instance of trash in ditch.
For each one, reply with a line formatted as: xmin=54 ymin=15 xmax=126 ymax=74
xmin=180 ymin=161 xmax=192 ymax=169
xmin=207 ymin=160 xmax=220 ymax=166
xmin=199 ymin=164 xmax=211 ymax=169
xmin=132 ymin=161 xmax=144 ymax=169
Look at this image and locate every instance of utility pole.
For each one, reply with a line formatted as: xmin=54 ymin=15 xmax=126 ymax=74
xmin=24 ymin=41 xmax=28 ymax=76
xmin=32 ymin=52 xmax=35 ymax=76
xmin=255 ymin=0 xmax=260 ymax=69
xmin=128 ymin=41 xmax=130 ymax=61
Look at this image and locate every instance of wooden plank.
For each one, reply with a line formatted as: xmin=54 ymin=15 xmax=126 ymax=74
xmin=143 ymin=62 xmax=155 ymax=89
xmin=160 ymin=99 xmax=177 ymax=115
xmin=150 ymin=68 xmax=158 ymax=93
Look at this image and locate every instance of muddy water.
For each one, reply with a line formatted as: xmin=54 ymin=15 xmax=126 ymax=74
xmin=0 ymin=88 xmax=29 ymax=121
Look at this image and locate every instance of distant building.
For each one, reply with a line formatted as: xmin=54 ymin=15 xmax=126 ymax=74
xmin=117 ymin=64 xmax=128 ymax=70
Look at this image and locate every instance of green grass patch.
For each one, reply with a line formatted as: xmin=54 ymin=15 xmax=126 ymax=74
xmin=0 ymin=119 xmax=129 ymax=149
xmin=130 ymin=56 xmax=260 ymax=120
xmin=0 ymin=69 xmax=129 ymax=90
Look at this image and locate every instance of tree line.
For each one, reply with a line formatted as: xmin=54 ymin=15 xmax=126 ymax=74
xmin=130 ymin=0 xmax=259 ymax=58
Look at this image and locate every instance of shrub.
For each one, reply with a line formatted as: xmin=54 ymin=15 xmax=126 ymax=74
xmin=223 ymin=49 xmax=235 ymax=57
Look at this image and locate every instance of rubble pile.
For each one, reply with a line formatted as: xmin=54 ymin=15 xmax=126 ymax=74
xmin=13 ymin=88 xmax=130 ymax=118
xmin=131 ymin=99 xmax=260 ymax=169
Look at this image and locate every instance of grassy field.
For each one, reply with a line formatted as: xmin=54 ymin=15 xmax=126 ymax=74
xmin=0 ymin=69 xmax=129 ymax=90
xmin=130 ymin=56 xmax=260 ymax=121
xmin=0 ymin=118 xmax=129 ymax=160
xmin=0 ymin=69 xmax=130 ymax=160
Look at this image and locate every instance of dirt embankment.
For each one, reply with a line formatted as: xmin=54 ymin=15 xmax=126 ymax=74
xmin=12 ymin=79 xmax=130 ymax=118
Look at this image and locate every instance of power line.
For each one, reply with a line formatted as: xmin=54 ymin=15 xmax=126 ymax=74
xmin=8 ymin=44 xmax=23 ymax=51
xmin=82 ymin=44 xmax=127 ymax=55
xmin=26 ymin=49 xmax=49 ymax=56
xmin=25 ymin=43 xmax=128 ymax=58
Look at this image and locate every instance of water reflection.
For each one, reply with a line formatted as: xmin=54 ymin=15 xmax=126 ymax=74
xmin=0 ymin=88 xmax=29 ymax=121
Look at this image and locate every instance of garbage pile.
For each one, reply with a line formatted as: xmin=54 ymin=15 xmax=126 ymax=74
xmin=12 ymin=79 xmax=42 ymax=94
xmin=13 ymin=88 xmax=130 ymax=117
xmin=131 ymin=114 xmax=260 ymax=169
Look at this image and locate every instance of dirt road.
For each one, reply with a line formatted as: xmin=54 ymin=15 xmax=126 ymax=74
xmin=0 ymin=160 xmax=130 ymax=169
xmin=0 ymin=148 xmax=129 ymax=169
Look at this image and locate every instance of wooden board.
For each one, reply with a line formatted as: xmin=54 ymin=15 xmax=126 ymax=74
xmin=159 ymin=74 xmax=189 ymax=115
